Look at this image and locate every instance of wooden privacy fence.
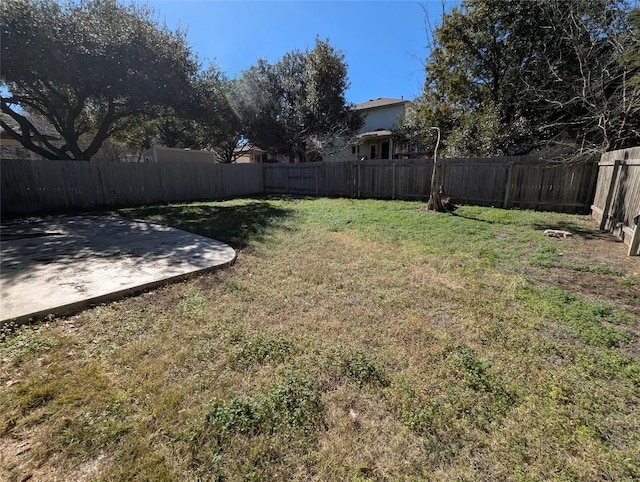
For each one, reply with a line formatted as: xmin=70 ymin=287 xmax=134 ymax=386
xmin=264 ymin=157 xmax=598 ymax=213
xmin=2 ymin=155 xmax=599 ymax=217
xmin=1 ymin=159 xmax=264 ymax=217
xmin=591 ymin=147 xmax=640 ymax=256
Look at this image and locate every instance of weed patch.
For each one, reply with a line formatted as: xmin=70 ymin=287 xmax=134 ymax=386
xmin=566 ymin=264 xmax=625 ymax=276
xmin=530 ymin=244 xmax=561 ymax=268
xmin=446 ymin=345 xmax=514 ymax=405
xmin=184 ymin=373 xmax=326 ymax=479
xmin=391 ymin=345 xmax=517 ymax=455
xmin=517 ymin=286 xmax=631 ymax=348
xmin=342 ymin=351 xmax=390 ymax=388
xmin=231 ymin=333 xmax=296 ymax=369
xmin=190 ymin=372 xmax=325 ymax=444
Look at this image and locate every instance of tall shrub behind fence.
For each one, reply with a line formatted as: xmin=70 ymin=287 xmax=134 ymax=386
xmin=1 ymin=159 xmax=264 ymax=217
xmin=591 ymin=147 xmax=640 ymax=255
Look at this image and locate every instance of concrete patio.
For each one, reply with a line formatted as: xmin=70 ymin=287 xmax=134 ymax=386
xmin=0 ymin=216 xmax=236 ymax=324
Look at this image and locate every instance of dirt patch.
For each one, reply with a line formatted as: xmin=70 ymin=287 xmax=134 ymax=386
xmin=528 ymin=223 xmax=640 ymax=354
xmin=0 ymin=428 xmax=44 ymax=482
xmin=535 ymin=267 xmax=639 ymax=315
xmin=0 ymin=431 xmax=108 ymax=482
xmin=532 ymin=222 xmax=639 ymax=308
xmin=536 ymin=215 xmax=637 ymax=271
xmin=536 ymin=266 xmax=640 ymax=356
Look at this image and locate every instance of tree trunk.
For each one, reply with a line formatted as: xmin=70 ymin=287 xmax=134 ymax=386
xmin=426 ymin=126 xmax=456 ymax=212
xmin=427 ymin=161 xmax=445 ymax=211
xmin=426 ymin=126 xmax=445 ymax=211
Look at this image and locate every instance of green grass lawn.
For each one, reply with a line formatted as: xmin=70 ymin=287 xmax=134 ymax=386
xmin=1 ymin=197 xmax=639 ymax=481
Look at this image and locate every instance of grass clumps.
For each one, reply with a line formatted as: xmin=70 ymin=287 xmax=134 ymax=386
xmin=186 ymin=373 xmax=325 ymax=480
xmin=397 ymin=345 xmax=516 ymax=442
xmin=231 ymin=333 xmax=296 ymax=369
xmin=342 ymin=351 xmax=390 ymax=388
xmin=15 ymin=381 xmax=57 ymax=414
xmin=190 ymin=372 xmax=325 ymax=442
xmin=517 ymin=286 xmax=631 ymax=348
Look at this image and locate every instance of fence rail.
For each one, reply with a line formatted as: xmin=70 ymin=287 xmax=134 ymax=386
xmin=591 ymin=147 xmax=640 ymax=255
xmin=2 ymin=155 xmax=600 ymax=218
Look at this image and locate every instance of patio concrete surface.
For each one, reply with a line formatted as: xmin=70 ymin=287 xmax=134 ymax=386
xmin=0 ymin=216 xmax=236 ymax=325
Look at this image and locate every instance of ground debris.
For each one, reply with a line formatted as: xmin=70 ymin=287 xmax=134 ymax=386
xmin=543 ymin=229 xmax=573 ymax=238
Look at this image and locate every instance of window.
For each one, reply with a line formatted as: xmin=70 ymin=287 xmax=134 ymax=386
xmin=370 ymin=145 xmax=376 ymax=159
xmin=381 ymin=141 xmax=389 ymax=159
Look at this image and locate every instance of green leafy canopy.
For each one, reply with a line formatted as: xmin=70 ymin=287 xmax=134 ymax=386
xmin=413 ymin=0 xmax=639 ymax=159
xmin=0 ymin=0 xmax=199 ymax=160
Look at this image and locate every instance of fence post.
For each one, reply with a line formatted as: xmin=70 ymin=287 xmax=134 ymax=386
xmin=599 ymin=159 xmax=622 ymax=230
xmin=584 ymin=160 xmax=599 ymax=212
xmin=629 ymin=215 xmax=640 ymax=256
xmin=392 ymin=162 xmax=396 ymax=200
xmin=351 ymin=162 xmax=355 ymax=198
xmin=503 ymin=162 xmax=514 ymax=209
xmin=315 ymin=165 xmax=319 ymax=196
xmin=441 ymin=159 xmax=447 ymax=192
xmin=325 ymin=163 xmax=328 ymax=196
xmin=286 ymin=164 xmax=290 ymax=194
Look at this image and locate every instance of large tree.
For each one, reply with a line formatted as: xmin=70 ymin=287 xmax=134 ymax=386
xmin=416 ymin=0 xmax=639 ymax=158
xmin=527 ymin=0 xmax=640 ymax=154
xmin=100 ymin=68 xmax=247 ymax=162
xmin=418 ymin=0 xmax=540 ymax=157
xmin=236 ymin=39 xmax=362 ymax=162
xmin=0 ymin=0 xmax=199 ymax=160
xmin=235 ymin=59 xmax=288 ymax=158
xmin=623 ymin=8 xmax=640 ymax=87
xmin=197 ymin=73 xmax=249 ymax=164
xmin=148 ymin=68 xmax=240 ymax=154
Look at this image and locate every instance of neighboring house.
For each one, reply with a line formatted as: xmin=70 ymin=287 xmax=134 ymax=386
xmin=141 ymin=146 xmax=217 ymax=163
xmin=0 ymin=125 xmax=58 ymax=160
xmin=234 ymin=146 xmax=269 ymax=164
xmin=326 ymin=97 xmax=411 ymax=162
xmin=234 ymin=146 xmax=292 ymax=163
xmin=235 ymin=98 xmax=410 ymax=163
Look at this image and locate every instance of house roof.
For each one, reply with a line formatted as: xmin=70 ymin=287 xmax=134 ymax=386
xmin=233 ymin=145 xmax=267 ymax=154
xmin=356 ymin=129 xmax=393 ymax=139
xmin=354 ymin=98 xmax=408 ymax=110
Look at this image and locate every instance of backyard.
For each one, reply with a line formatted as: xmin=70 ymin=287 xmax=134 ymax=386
xmin=1 ymin=197 xmax=639 ymax=481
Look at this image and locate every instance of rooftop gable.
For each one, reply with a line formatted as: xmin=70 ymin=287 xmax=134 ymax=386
xmin=354 ymin=97 xmax=408 ymax=110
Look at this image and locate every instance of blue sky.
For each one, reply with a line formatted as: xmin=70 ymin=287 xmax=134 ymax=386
xmin=143 ymin=1 xmax=456 ymax=104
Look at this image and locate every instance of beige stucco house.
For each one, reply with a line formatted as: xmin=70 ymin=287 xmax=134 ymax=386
xmin=141 ymin=146 xmax=217 ymax=163
xmin=234 ymin=146 xmax=269 ymax=164
xmin=0 ymin=126 xmax=58 ymax=160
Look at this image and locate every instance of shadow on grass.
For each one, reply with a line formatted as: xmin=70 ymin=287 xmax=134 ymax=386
xmin=118 ymin=201 xmax=294 ymax=249
xmin=450 ymin=212 xmax=496 ymax=225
